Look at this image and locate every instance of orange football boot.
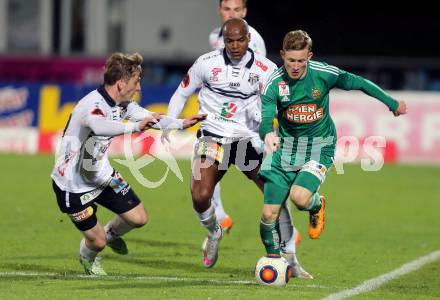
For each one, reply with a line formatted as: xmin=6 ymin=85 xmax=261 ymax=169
xmin=308 ymin=196 xmax=325 ymax=239
xmin=219 ymin=215 xmax=234 ymax=233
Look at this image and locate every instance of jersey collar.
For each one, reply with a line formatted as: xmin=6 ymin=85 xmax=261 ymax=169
xmin=97 ymin=85 xmax=116 ymax=107
xmin=222 ymin=48 xmax=255 ymax=69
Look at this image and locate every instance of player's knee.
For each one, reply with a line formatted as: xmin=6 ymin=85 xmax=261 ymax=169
xmin=133 ymin=214 xmax=148 ymax=228
xmin=96 ymin=238 xmax=107 ymax=250
xmin=261 ymin=207 xmax=279 ymax=223
xmin=89 ymin=235 xmax=107 ymax=250
xmin=289 ymin=188 xmax=309 ymax=209
xmin=126 ymin=212 xmax=148 ymax=228
xmin=191 ymin=186 xmax=213 ymax=206
xmin=261 ymin=211 xmax=278 ymax=223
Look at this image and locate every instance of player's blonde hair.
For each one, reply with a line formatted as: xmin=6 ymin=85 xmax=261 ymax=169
xmin=282 ymin=30 xmax=313 ymax=51
xmin=103 ymin=52 xmax=143 ymax=85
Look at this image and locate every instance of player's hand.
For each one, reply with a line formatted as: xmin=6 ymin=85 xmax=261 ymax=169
xmin=182 ymin=114 xmax=207 ymax=129
xmin=394 ymin=100 xmax=407 ymax=116
xmin=139 ymin=112 xmax=162 ymax=131
xmin=264 ymin=132 xmax=280 ymax=154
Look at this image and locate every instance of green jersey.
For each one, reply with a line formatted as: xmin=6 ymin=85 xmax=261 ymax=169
xmin=260 ymin=60 xmax=399 ymax=158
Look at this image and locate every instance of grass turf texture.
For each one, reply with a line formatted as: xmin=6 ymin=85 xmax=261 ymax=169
xmin=0 ymin=154 xmax=439 ymax=299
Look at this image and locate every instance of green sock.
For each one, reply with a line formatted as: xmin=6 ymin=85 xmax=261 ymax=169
xmin=259 ymin=219 xmax=281 ymax=255
xmin=305 ymin=192 xmax=322 ymax=213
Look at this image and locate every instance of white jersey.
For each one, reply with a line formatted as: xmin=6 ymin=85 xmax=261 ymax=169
xmin=209 ymin=25 xmax=266 ymax=57
xmin=168 ymin=49 xmax=277 ymax=139
xmin=51 ymin=86 xmax=183 ymax=193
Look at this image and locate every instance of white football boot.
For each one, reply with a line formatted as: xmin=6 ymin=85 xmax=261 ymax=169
xmin=201 ymin=231 xmax=223 ymax=268
xmin=281 ymin=252 xmax=313 ymax=279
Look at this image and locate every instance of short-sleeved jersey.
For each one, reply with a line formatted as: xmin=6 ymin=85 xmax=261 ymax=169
xmin=168 ymin=49 xmax=277 ymax=139
xmin=209 ymin=25 xmax=266 ymax=57
xmin=51 ymin=87 xmax=150 ymax=193
xmin=260 ymin=61 xmax=399 ymax=158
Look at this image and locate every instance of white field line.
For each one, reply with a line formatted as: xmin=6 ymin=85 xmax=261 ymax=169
xmin=0 ymin=271 xmax=328 ymax=288
xmin=322 ymin=250 xmax=440 ymax=300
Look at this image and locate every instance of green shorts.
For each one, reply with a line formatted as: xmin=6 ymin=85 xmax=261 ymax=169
xmin=258 ymin=150 xmax=333 ymax=205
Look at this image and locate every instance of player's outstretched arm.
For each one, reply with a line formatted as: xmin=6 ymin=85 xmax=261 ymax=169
xmin=84 ymin=111 xmax=159 ymax=136
xmin=125 ymin=102 xmax=192 ymax=131
xmin=335 ymin=71 xmax=400 ymax=113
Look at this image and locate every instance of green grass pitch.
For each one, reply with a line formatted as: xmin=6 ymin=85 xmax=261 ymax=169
xmin=0 ymin=154 xmax=439 ymax=299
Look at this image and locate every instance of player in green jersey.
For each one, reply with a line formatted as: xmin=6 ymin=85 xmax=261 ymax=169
xmin=258 ymin=30 xmax=407 ymax=256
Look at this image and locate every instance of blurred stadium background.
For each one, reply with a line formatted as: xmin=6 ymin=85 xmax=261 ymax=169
xmin=0 ymin=1 xmax=439 ymax=299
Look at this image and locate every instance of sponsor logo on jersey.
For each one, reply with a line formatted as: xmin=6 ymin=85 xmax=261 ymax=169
xmin=248 ymin=73 xmax=259 ymax=85
xmin=212 ymin=67 xmax=222 ymax=74
xmin=109 ymin=171 xmax=129 ymax=194
xmin=80 ymin=189 xmax=103 ymax=205
xmin=196 ymin=140 xmax=225 ymax=164
xmin=229 ymin=82 xmax=240 ymax=89
xmin=180 ymin=73 xmax=190 ymax=88
xmin=312 ymin=88 xmax=321 ymax=99
xmin=69 ymin=206 xmax=94 ymax=222
xmin=220 ymin=102 xmax=237 ymax=118
xmin=281 ymin=96 xmax=290 ymax=102
xmin=284 ymin=104 xmax=324 ymax=123
xmin=210 ymin=67 xmax=222 ymax=81
xmin=278 ymin=81 xmax=290 ymax=96
xmin=255 ymin=60 xmax=268 ymax=71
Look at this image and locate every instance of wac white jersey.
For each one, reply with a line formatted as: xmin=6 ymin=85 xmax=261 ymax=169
xmin=209 ymin=25 xmax=266 ymax=57
xmin=168 ymin=49 xmax=276 ymax=139
xmin=51 ymin=87 xmax=154 ymax=193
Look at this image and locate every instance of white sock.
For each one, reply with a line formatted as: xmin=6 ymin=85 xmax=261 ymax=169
xmin=80 ymin=238 xmax=99 ymax=261
xmin=279 ymin=201 xmax=296 ymax=254
xmin=212 ymin=183 xmax=227 ymax=221
xmin=196 ymin=203 xmax=221 ymax=239
xmin=283 ymin=252 xmax=300 ymax=265
xmin=104 ymin=216 xmax=134 ymax=243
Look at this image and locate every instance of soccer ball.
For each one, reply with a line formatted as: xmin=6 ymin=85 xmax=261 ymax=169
xmin=255 ymin=256 xmax=292 ymax=287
